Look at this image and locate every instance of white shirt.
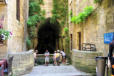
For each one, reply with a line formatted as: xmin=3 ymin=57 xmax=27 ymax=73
xmin=45 ymin=52 xmax=50 ymax=57
xmin=61 ymin=51 xmax=66 ymax=56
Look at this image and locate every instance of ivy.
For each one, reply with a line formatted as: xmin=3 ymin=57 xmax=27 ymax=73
xmin=64 ymin=27 xmax=69 ymax=33
xmin=27 ymin=0 xmax=45 ymax=49
xmin=51 ymin=0 xmax=68 ymax=26
xmin=94 ymin=0 xmax=102 ymax=4
xmin=27 ymin=1 xmax=45 ymax=27
xmin=27 ymin=15 xmax=39 ymax=27
xmin=26 ymin=37 xmax=32 ymax=47
xmin=71 ymin=6 xmax=93 ymax=24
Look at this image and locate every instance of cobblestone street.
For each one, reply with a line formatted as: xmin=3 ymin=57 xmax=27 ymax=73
xmin=23 ymin=65 xmax=90 ymax=76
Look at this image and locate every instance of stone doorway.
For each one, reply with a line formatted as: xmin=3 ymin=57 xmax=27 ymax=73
xmin=36 ymin=18 xmax=61 ymax=54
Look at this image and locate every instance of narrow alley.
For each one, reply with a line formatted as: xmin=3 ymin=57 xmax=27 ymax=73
xmin=0 ymin=0 xmax=114 ymax=76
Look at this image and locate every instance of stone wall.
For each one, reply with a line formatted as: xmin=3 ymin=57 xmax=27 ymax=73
xmin=0 ymin=4 xmax=8 ymax=58
xmin=41 ymin=0 xmax=53 ymax=18
xmin=8 ymin=50 xmax=34 ymax=76
xmin=0 ymin=0 xmax=29 ymax=58
xmin=7 ymin=0 xmax=28 ymax=52
xmin=72 ymin=49 xmax=102 ymax=74
xmin=69 ymin=0 xmax=114 ymax=56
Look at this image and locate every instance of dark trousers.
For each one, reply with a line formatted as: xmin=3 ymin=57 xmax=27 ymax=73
xmin=111 ymin=57 xmax=114 ymax=75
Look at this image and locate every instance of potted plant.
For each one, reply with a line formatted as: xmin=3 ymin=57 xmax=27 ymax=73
xmin=0 ymin=29 xmax=12 ymax=44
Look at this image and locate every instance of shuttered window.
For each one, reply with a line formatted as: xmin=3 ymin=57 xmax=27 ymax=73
xmin=16 ymin=0 xmax=20 ymax=21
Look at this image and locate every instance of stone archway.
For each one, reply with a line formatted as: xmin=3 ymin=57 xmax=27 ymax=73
xmin=37 ymin=18 xmax=61 ymax=54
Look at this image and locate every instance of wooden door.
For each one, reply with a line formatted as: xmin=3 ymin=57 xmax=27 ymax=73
xmin=78 ymin=32 xmax=81 ymax=50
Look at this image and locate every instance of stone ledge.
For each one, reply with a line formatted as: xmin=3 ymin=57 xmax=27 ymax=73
xmin=72 ymin=49 xmax=103 ymax=74
xmin=8 ymin=50 xmax=34 ymax=76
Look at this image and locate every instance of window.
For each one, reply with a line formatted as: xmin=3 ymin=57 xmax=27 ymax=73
xmin=16 ymin=0 xmax=20 ymax=21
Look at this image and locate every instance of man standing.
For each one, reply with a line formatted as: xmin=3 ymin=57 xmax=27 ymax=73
xmin=108 ymin=39 xmax=114 ymax=76
xmin=44 ymin=50 xmax=50 ymax=66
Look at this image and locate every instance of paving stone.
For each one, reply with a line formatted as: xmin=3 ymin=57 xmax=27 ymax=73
xmin=23 ymin=65 xmax=90 ymax=76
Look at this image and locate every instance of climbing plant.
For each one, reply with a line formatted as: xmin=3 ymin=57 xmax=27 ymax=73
xmin=51 ymin=0 xmax=70 ymax=58
xmin=94 ymin=0 xmax=102 ymax=4
xmin=27 ymin=0 xmax=45 ymax=49
xmin=64 ymin=27 xmax=69 ymax=33
xmin=27 ymin=1 xmax=45 ymax=27
xmin=71 ymin=6 xmax=93 ymax=24
xmin=51 ymin=0 xmax=68 ymax=27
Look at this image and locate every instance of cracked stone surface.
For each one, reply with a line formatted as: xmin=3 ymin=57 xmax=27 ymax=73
xmin=23 ymin=65 xmax=90 ymax=76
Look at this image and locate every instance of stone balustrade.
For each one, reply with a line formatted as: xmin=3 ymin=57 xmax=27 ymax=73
xmin=72 ymin=49 xmax=103 ymax=75
xmin=8 ymin=50 xmax=34 ymax=76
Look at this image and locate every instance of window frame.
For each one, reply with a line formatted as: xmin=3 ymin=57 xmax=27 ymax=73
xmin=16 ymin=0 xmax=20 ymax=21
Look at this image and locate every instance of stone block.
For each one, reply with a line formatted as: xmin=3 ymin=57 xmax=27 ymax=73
xmin=8 ymin=50 xmax=34 ymax=76
xmin=72 ymin=49 xmax=102 ymax=74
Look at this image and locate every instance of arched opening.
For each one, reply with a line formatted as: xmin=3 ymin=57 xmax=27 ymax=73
xmin=37 ymin=18 xmax=61 ymax=54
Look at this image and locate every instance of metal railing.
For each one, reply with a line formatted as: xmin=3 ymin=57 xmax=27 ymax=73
xmin=82 ymin=43 xmax=96 ymax=51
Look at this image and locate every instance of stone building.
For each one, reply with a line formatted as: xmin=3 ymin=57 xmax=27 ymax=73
xmin=69 ymin=0 xmax=114 ymax=74
xmin=69 ymin=0 xmax=114 ymax=56
xmin=0 ymin=0 xmax=29 ymax=58
xmin=0 ymin=0 xmax=34 ymax=75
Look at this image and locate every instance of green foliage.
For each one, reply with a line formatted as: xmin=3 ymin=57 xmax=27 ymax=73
xmin=64 ymin=27 xmax=69 ymax=33
xmin=27 ymin=0 xmax=45 ymax=49
xmin=0 ymin=29 xmax=11 ymax=40
xmin=69 ymin=11 xmax=73 ymax=18
xmin=94 ymin=0 xmax=101 ymax=3
xmin=35 ymin=58 xmax=54 ymax=65
xmin=39 ymin=0 xmax=44 ymax=4
xmin=26 ymin=37 xmax=32 ymax=47
xmin=29 ymin=26 xmax=37 ymax=38
xmin=51 ymin=0 xmax=68 ymax=26
xmin=29 ymin=2 xmax=41 ymax=16
xmin=27 ymin=15 xmax=39 ymax=27
xmin=27 ymin=0 xmax=45 ymax=27
xmin=71 ymin=6 xmax=93 ymax=24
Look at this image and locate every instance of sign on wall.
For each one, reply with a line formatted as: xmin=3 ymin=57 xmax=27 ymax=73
xmin=104 ymin=32 xmax=114 ymax=44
